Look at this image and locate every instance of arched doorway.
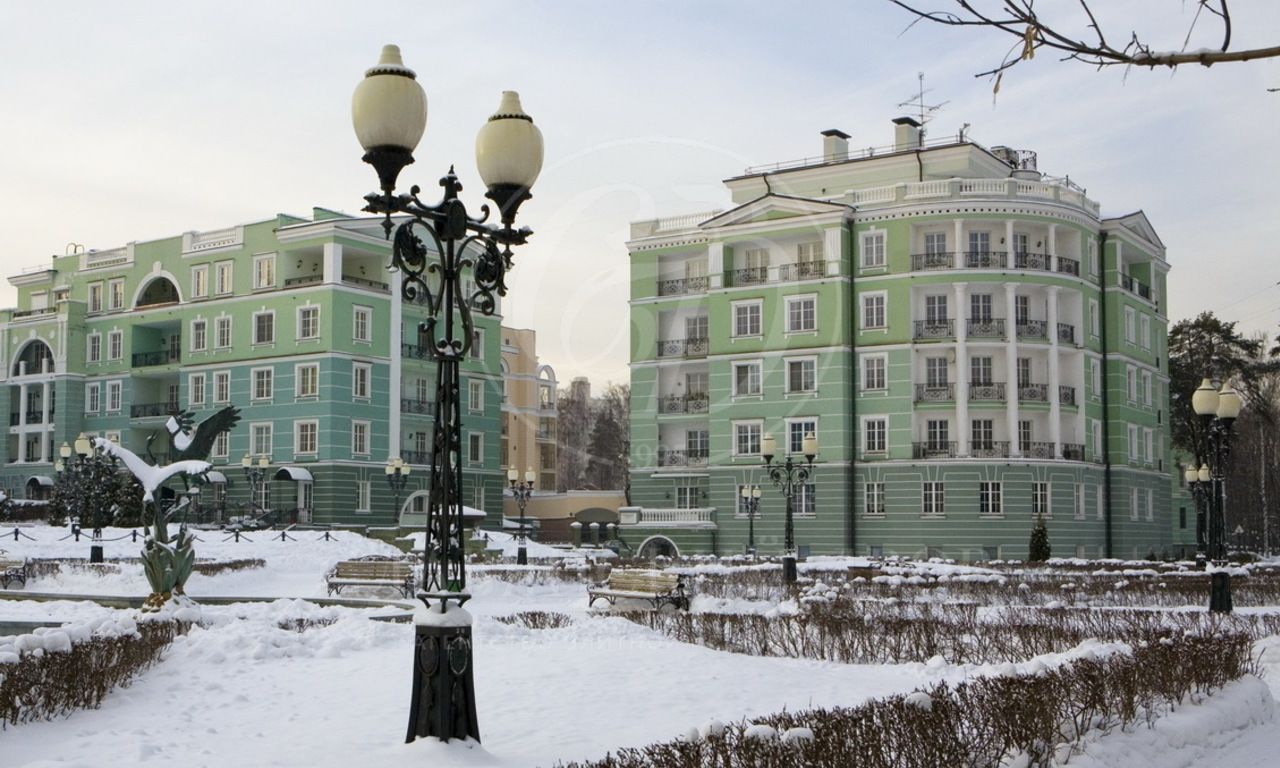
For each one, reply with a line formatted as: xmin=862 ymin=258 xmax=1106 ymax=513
xmin=636 ymin=535 xmax=679 ymax=560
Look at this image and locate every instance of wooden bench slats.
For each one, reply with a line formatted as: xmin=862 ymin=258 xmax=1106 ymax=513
xmin=325 ymin=557 xmax=415 ymax=598
xmin=587 ymin=569 xmax=689 ymax=611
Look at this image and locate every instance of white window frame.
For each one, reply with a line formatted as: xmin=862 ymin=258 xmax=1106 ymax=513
xmin=352 ymin=420 xmax=371 ymax=456
xmin=785 ymin=356 xmax=817 ymax=394
xmin=213 ymin=371 xmax=230 ymax=404
xmin=980 ymin=481 xmax=1003 ymax=517
xmin=251 ymin=367 xmax=274 ymax=401
xmin=295 ymin=420 xmax=318 ymax=455
xmin=468 ymin=378 xmax=483 ymax=412
xmin=1130 ymin=487 xmax=1140 ymax=521
xmin=732 ymin=299 xmax=763 ymax=338
xmin=732 ymin=420 xmax=763 ymax=457
xmin=87 ymin=333 xmax=102 ymax=363
xmin=189 ymin=373 xmax=206 ymax=408
xmin=85 ymin=383 xmax=101 ymax=414
xmin=106 ymin=381 xmax=122 ymax=413
xmin=1128 ymin=424 xmax=1140 ymax=462
xmin=795 ymin=482 xmax=817 ymax=517
xmin=796 ymin=240 xmax=823 ymax=264
xmin=1140 ymin=315 xmax=1151 ymax=349
xmin=191 ymin=265 xmax=209 ymax=299
xmin=353 ymin=305 xmax=372 ymax=343
xmin=862 ymin=416 xmax=887 ymax=454
xmin=1075 ymin=484 xmax=1087 ymax=520
xmin=215 ymin=316 xmax=233 ymax=349
xmin=107 ymin=330 xmax=123 ymax=362
xmin=786 ymin=417 xmax=818 ymax=455
xmin=864 ymin=482 xmax=885 ymax=517
xmin=1124 ymin=307 xmax=1136 ymax=344
xmin=922 ymin=481 xmax=944 ymax=518
xmin=1143 ymin=371 xmax=1153 ymax=406
xmin=1144 ymin=428 xmax=1154 ymax=464
xmin=212 ymin=431 xmax=229 ymax=459
xmin=87 ymin=282 xmax=104 ymax=313
xmin=296 ymin=363 xmax=319 ymax=399
xmin=1091 ymin=358 xmax=1102 ymax=399
xmin=1089 ymin=300 xmax=1100 ymax=337
xmin=468 ymin=432 xmax=484 ymax=464
xmin=251 ymin=422 xmax=274 ymax=457
xmin=1032 ymin=481 xmax=1050 ymax=519
xmin=861 ymin=291 xmax=887 ymax=329
xmin=297 ymin=305 xmax=320 ymax=341
xmin=215 ymin=261 xmax=234 ymax=295
xmin=353 ymin=362 xmax=372 ymax=400
xmin=252 ymin=253 xmax=276 ymax=290
xmin=107 ymin=278 xmax=125 ymax=311
xmin=862 ymin=353 xmax=887 ymax=391
xmin=356 ymin=481 xmax=372 ymax=513
xmin=732 ymin=360 xmax=763 ymax=397
xmin=1127 ymin=365 xmax=1138 ymax=402
xmin=1146 ymin=488 xmax=1155 ymax=521
xmin=861 ymin=230 xmax=886 ymax=268
xmin=470 ymin=328 xmax=484 ymax=360
xmin=191 ymin=319 xmax=208 ymax=352
xmin=252 ymin=310 xmax=275 ymax=346
xmin=784 ymin=294 xmax=817 ymax=333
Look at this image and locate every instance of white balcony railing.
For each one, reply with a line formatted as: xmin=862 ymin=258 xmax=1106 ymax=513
xmin=620 ymin=508 xmax=716 ymax=528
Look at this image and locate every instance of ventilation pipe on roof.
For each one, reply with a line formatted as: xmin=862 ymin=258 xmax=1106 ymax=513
xmin=821 ymin=129 xmax=850 ymax=162
xmin=892 ymin=116 xmax=922 ymax=151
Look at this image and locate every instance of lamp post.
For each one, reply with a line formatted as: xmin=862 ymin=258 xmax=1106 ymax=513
xmin=58 ymin=434 xmax=102 ymax=561
xmin=761 ymin=431 xmax=817 ymax=585
xmin=507 ymin=466 xmax=535 ymax=565
xmin=352 ymin=43 xmax=542 ymax=745
xmin=739 ymin=483 xmax=761 ymax=558
xmin=386 ymin=457 xmax=411 ymax=523
xmin=241 ymin=454 xmax=271 ymax=522
xmin=1184 ymin=463 xmax=1211 ymax=570
xmin=1190 ymin=377 xmax=1243 ymax=613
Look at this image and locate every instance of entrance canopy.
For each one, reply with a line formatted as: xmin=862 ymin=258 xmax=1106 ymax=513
xmin=275 ymin=466 xmax=314 ymax=482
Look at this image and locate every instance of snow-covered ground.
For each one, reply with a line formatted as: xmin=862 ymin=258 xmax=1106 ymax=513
xmin=2 ymin=524 xmax=1279 ymax=767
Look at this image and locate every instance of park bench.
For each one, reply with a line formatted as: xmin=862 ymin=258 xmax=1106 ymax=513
xmin=0 ymin=556 xmax=27 ymax=589
xmin=587 ymin=569 xmax=689 ymax=610
xmin=325 ymin=555 xmax=416 ymax=598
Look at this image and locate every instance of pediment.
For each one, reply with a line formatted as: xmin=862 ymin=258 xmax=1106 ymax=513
xmin=699 ymin=194 xmax=850 ymax=229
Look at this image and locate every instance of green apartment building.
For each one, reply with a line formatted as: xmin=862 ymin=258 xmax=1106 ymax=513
xmin=0 ymin=209 xmax=505 ymax=526
xmin=624 ymin=118 xmax=1191 ymax=561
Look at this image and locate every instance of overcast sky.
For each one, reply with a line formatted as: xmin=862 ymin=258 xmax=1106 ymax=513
xmin=2 ymin=1 xmax=1278 ymax=387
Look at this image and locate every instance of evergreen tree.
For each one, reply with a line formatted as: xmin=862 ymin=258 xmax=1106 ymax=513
xmin=113 ymin=475 xmax=146 ymax=528
xmin=1028 ymin=513 xmax=1052 ymax=562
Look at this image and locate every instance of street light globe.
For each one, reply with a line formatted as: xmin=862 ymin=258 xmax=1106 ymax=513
xmin=760 ymin=433 xmax=777 ymax=462
xmin=257 ymin=455 xmax=270 ymax=469
xmin=1183 ymin=466 xmax=1198 ymax=485
xmin=802 ymin=432 xmax=819 ymax=459
xmin=507 ymin=467 xmax=519 ymax=482
xmin=241 ymin=455 xmax=252 ymax=468
xmin=475 ymin=91 xmax=544 ymax=196
xmin=1198 ymin=464 xmax=1212 ymax=483
xmin=751 ymin=486 xmax=761 ymax=500
xmin=1192 ymin=378 xmax=1220 ymax=417
xmin=1217 ymin=380 xmax=1243 ymax=420
xmin=74 ymin=433 xmax=92 ymax=457
xmin=59 ymin=442 xmax=72 ymax=460
xmin=351 ymin=45 xmax=427 ymax=159
xmin=740 ymin=485 xmax=750 ymax=499
xmin=524 ymin=467 xmax=536 ymax=484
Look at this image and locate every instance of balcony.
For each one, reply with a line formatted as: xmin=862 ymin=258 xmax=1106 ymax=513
xmin=657 ymin=276 xmax=708 ymax=297
xmin=1018 ymin=383 xmax=1048 ymax=403
xmin=658 ymin=394 xmax=710 ymax=415
xmin=284 ymin=274 xmax=322 ymax=288
xmin=342 ymin=275 xmax=390 ymax=292
xmin=970 ymin=441 xmax=1011 ymax=459
xmin=1023 ymin=441 xmax=1056 ymax=459
xmin=1062 ymin=443 xmax=1085 ymax=461
xmin=910 ymin=252 xmax=954 ymax=272
xmin=12 ymin=307 xmax=55 ymax=320
xmin=1056 ymin=257 xmax=1080 ymax=276
xmin=1015 ymin=320 xmax=1047 ymax=340
xmin=966 ymin=318 xmax=1005 ymax=339
xmin=401 ymin=343 xmax=432 ymax=360
xmin=914 ymin=384 xmax=954 ymax=402
xmin=1057 ymin=323 xmax=1076 ymax=344
xmin=401 ymin=398 xmax=435 ymax=416
xmin=913 ymin=320 xmax=954 ymax=340
xmin=657 ymin=449 xmax=708 ymax=468
xmin=964 ymin=251 xmax=1005 ymax=269
xmin=969 ymin=382 xmax=1006 ymax=402
xmin=1120 ymin=273 xmax=1153 ymax=302
xmin=132 ymin=349 xmax=181 ymax=367
xmin=656 ymin=337 xmax=708 ymax=359
xmin=9 ymin=411 xmax=48 ymax=426
xmin=1013 ymin=252 xmax=1052 ymax=271
xmin=1059 ymin=385 xmax=1077 ymax=406
xmin=620 ymin=508 xmax=716 ymax=528
xmin=403 ymin=449 xmax=431 ymax=465
xmin=733 ymin=267 xmax=769 ymax=286
xmin=778 ymin=261 xmax=824 ymax=281
xmin=131 ymin=402 xmax=180 ymax=419
xmin=913 ymin=442 xmax=957 ymax=459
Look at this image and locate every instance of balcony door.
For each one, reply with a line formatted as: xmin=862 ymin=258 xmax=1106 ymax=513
xmin=926 ymin=357 xmax=948 ymax=387
xmin=925 ymin=295 xmax=948 ymax=323
xmin=970 ymin=294 xmax=993 ymax=322
xmin=970 ymin=356 xmax=993 ymax=386
xmin=685 ymin=315 xmax=708 ymax=341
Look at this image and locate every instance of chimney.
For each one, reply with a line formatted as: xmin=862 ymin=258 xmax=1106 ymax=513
xmin=892 ymin=116 xmax=922 ymax=151
xmin=821 ymin=129 xmax=850 ymax=162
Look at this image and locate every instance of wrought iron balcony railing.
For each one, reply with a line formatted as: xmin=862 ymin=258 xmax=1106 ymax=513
xmin=913 ymin=320 xmax=954 ymax=340
xmin=964 ymin=250 xmax=1005 ymax=269
xmin=913 ymin=441 xmax=957 ymax=459
xmin=402 ymin=449 xmax=431 ymax=465
xmin=1120 ymin=273 xmax=1153 ymax=301
xmin=1057 ymin=323 xmax=1076 ymax=344
xmin=1016 ymin=320 xmax=1047 ymax=339
xmin=657 ymin=276 xmax=709 ymax=296
xmin=778 ymin=261 xmax=824 ymax=281
xmin=658 ymin=394 xmax=710 ymax=415
xmin=1018 ymin=383 xmax=1048 ymax=402
xmin=969 ymin=382 xmax=1006 ymax=401
xmin=1023 ymin=441 xmax=1056 ymax=459
xmin=401 ymin=398 xmax=435 ymax=416
xmin=969 ymin=441 xmax=1011 ymax=459
xmin=910 ymin=252 xmax=955 ymax=271
xmin=657 ymin=449 xmax=709 ymax=467
xmin=914 ymin=384 xmax=954 ymax=402
xmin=1013 ymin=251 xmax=1052 ymax=271
xmin=733 ymin=267 xmax=769 ymax=286
xmin=1059 ymin=385 xmax=1078 ymax=406
xmin=132 ymin=349 xmax=181 ymax=367
xmin=284 ymin=274 xmax=322 ymax=287
xmin=1056 ymin=257 xmax=1080 ymax=276
xmin=1062 ymin=443 xmax=1085 ymax=461
xmin=966 ymin=318 xmax=1005 ymax=338
xmin=656 ymin=337 xmax=709 ymax=359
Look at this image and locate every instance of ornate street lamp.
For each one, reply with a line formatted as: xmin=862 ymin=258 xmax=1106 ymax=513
xmin=739 ymin=483 xmax=761 ymax=558
xmin=1184 ymin=463 xmax=1211 ymax=570
xmin=352 ymin=43 xmax=542 ymax=745
xmin=241 ymin=454 xmax=271 ymax=522
xmin=761 ymin=431 xmax=817 ymax=585
xmin=507 ymin=466 xmax=535 ymax=565
xmin=1190 ymin=377 xmax=1242 ymax=613
xmin=58 ymin=434 xmax=103 ymax=560
xmin=386 ymin=456 xmax=411 ymax=523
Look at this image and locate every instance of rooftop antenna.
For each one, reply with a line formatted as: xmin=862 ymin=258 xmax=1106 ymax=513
xmin=898 ymin=72 xmax=948 ymax=139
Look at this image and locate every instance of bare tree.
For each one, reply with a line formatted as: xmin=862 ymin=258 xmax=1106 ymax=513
xmin=890 ymin=1 xmax=1280 ymax=88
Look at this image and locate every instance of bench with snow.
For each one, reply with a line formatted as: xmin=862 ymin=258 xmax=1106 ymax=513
xmin=325 ymin=555 xmax=416 ymax=598
xmin=0 ymin=556 xmax=26 ymax=589
xmin=587 ymin=569 xmax=689 ymax=611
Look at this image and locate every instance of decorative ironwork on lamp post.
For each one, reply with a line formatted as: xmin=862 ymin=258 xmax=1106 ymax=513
xmin=386 ymin=456 xmax=411 ymax=522
xmin=352 ymin=44 xmax=543 ymax=745
xmin=57 ymin=433 xmax=103 ymax=562
xmin=739 ymin=483 xmax=761 ymax=557
xmin=1189 ymin=377 xmax=1242 ymax=613
xmin=241 ymin=454 xmax=270 ymax=521
xmin=508 ymin=466 xmax=535 ymax=566
xmin=760 ymin=431 xmax=817 ymax=585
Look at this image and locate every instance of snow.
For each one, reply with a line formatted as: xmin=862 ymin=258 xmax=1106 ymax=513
xmin=415 ymin=603 xmax=473 ymax=627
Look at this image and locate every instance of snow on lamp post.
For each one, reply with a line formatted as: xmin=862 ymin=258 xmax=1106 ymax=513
xmin=508 ymin=466 xmax=535 ymax=565
xmin=1191 ymin=377 xmax=1242 ymax=613
xmin=353 ymin=43 xmax=542 ymax=745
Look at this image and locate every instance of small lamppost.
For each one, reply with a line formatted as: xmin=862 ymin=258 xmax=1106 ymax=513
xmin=58 ymin=434 xmax=102 ymax=561
xmin=352 ymin=43 xmax=542 ymax=745
xmin=241 ymin=454 xmax=271 ymax=521
xmin=386 ymin=457 xmax=411 ymax=522
xmin=761 ymin=431 xmax=817 ymax=585
xmin=507 ymin=466 xmax=535 ymax=565
xmin=739 ymin=483 xmax=761 ymax=558
xmin=1190 ymin=377 xmax=1243 ymax=613
xmin=1184 ymin=463 xmax=1211 ymax=570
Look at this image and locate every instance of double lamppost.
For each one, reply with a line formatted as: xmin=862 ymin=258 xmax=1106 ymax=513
xmin=241 ymin=454 xmax=271 ymax=521
xmin=1186 ymin=377 xmax=1242 ymax=613
xmin=739 ymin=483 xmax=761 ymax=557
xmin=56 ymin=433 xmax=103 ymax=562
xmin=507 ymin=466 xmax=535 ymax=565
xmin=385 ymin=457 xmax=411 ymax=522
xmin=352 ymin=44 xmax=542 ymax=744
xmin=760 ymin=431 xmax=818 ymax=585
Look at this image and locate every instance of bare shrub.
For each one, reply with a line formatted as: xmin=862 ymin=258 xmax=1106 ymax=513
xmin=494 ymin=611 xmax=574 ymax=630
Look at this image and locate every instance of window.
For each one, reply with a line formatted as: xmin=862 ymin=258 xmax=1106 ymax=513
xmin=733 ymin=361 xmax=762 ymax=396
xmin=865 ymin=482 xmax=885 ymax=517
xmin=926 ymin=419 xmax=949 ymax=450
xmin=215 ymin=317 xmax=232 ymax=349
xmin=863 ymin=355 xmax=886 ymax=390
xmin=1144 ymin=429 xmax=1154 ymax=464
xmin=215 ymin=261 xmax=233 ymax=295
xmin=926 ymin=357 xmax=948 ymax=387
xmin=970 ymin=293 xmax=993 ymax=321
xmin=356 ymin=481 xmax=371 ymax=513
xmin=87 ymin=333 xmax=102 ymax=363
xmin=1143 ymin=372 xmax=1153 ymax=406
xmin=252 ymin=423 xmax=273 ymax=457
xmin=1013 ymin=233 xmax=1029 ymax=256
xmin=797 ymin=241 xmax=823 ymax=264
xmin=191 ymin=320 xmax=208 ymax=352
xmin=1130 ymin=488 xmax=1140 ymax=521
xmin=107 ymin=331 xmax=123 ymax=361
xmin=353 ymin=305 xmax=372 ymax=342
xmin=924 ymin=232 xmax=947 ymax=255
xmin=108 ymin=279 xmax=125 ymax=310
xmin=189 ymin=373 xmax=206 ymax=408
xmin=1146 ymin=489 xmax=1154 ymax=521
xmin=686 ymin=429 xmax=709 ymax=458
xmin=1089 ymin=300 xmax=1100 ymax=337
xmin=796 ymin=483 xmax=816 ymax=517
xmin=786 ymin=295 xmax=817 ymax=332
xmin=470 ymin=328 xmax=484 ymax=360
xmin=972 ymin=419 xmax=994 ymax=450
xmin=1128 ymin=424 xmax=1140 ymax=461
xmin=1140 ymin=315 xmax=1151 ymax=349
xmin=253 ymin=312 xmax=275 ymax=345
xmin=925 ymin=295 xmax=948 ymax=322
xmin=863 ymin=417 xmax=887 ymax=454
xmin=861 ymin=231 xmax=886 ymax=268
xmin=297 ymin=306 xmax=320 ymax=340
xmin=685 ymin=315 xmax=709 ymax=341
xmin=1091 ymin=359 xmax=1102 ymax=398
xmin=862 ymin=293 xmax=886 ymax=328
xmin=968 ymin=230 xmax=991 ymax=255
xmin=253 ymin=254 xmax=276 ymax=289
xmin=1124 ymin=307 xmax=1136 ymax=343
xmin=1075 ymin=485 xmax=1087 ymax=520
xmin=734 ymin=422 xmax=761 ymax=456
xmin=352 ymin=420 xmax=370 ymax=455
xmin=736 ymin=485 xmax=754 ymax=517
xmin=466 ymin=378 xmax=484 ymax=412
xmin=106 ymin=381 xmax=122 ymax=413
xmin=88 ymin=282 xmax=104 ymax=313
xmin=192 ymin=265 xmax=209 ymax=298
xmin=354 ymin=363 xmax=372 ymax=400
xmin=980 ymin=481 xmax=1003 ymax=516
xmin=1015 ymin=295 xmax=1029 ymax=325
xmin=733 ymin=301 xmax=762 ymax=337
xmin=468 ymin=432 xmax=483 ymax=464
xmin=212 ymin=431 xmax=229 ymax=459
xmin=295 ymin=421 xmax=318 ymax=455
xmin=296 ymin=364 xmax=319 ymax=398
xmin=1127 ymin=366 xmax=1138 ymax=402
xmin=1019 ymin=420 xmax=1033 ymax=449
xmin=252 ymin=368 xmax=273 ymax=401
xmin=788 ymin=419 xmax=817 ymax=454
xmin=744 ymin=247 xmax=769 ymax=272
xmin=1096 ymin=485 xmax=1105 ymax=521
xmin=1016 ymin=357 xmax=1031 ymax=388
xmin=213 ymin=371 xmax=230 ymax=403
xmin=1033 ymin=482 xmax=1050 ymax=518
xmin=85 ymin=383 xmax=101 ymax=414
xmin=1093 ymin=420 xmax=1104 ymax=461
xmin=675 ymin=486 xmax=698 ymax=510
xmin=787 ymin=358 xmax=816 ymax=393
xmin=923 ymin=482 xmax=944 ymax=517
xmin=970 ymin=356 xmax=993 ymax=385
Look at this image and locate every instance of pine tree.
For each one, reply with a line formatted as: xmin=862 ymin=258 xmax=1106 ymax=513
xmin=1028 ymin=513 xmax=1052 ymax=562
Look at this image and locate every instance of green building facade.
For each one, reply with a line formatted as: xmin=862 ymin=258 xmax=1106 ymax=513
xmin=623 ymin=120 xmax=1191 ymax=561
xmin=0 ymin=209 xmax=504 ymax=526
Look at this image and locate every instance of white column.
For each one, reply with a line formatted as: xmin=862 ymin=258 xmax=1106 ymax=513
xmin=389 ymin=275 xmax=403 ymax=463
xmin=954 ymin=282 xmax=969 ymax=457
xmin=18 ymin=382 xmax=28 ymax=427
xmin=1047 ymin=286 xmax=1062 ymax=457
xmin=1004 ymin=282 xmax=1020 ymax=457
xmin=708 ymin=242 xmax=725 ymax=290
xmin=823 ymin=226 xmax=842 ymax=277
xmin=952 ymin=219 xmax=964 ymax=269
xmin=39 ymin=381 xmax=50 ymax=463
xmin=322 ymin=242 xmax=343 ymax=285
xmin=1005 ymin=220 xmax=1016 ymax=269
xmin=1046 ymin=223 xmax=1058 ymax=271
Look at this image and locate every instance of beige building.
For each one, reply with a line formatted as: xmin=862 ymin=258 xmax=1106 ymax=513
xmin=500 ymin=327 xmax=558 ymax=492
